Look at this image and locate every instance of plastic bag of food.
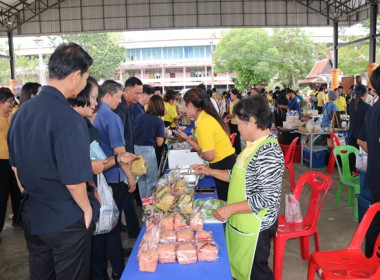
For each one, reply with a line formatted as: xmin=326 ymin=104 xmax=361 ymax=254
xmin=285 ymin=194 xmax=303 ymax=223
xmin=160 ymin=216 xmax=174 ymax=231
xmin=138 ymin=249 xmax=158 ymax=272
xmin=196 ymin=242 xmax=219 ymax=262
xmin=142 ymin=223 xmax=160 ymax=246
xmin=177 ymin=193 xmax=194 ymax=215
xmin=160 ymin=230 xmax=176 ymax=242
xmin=131 ymin=155 xmax=147 ymax=177
xmin=156 ymin=192 xmax=176 ymax=212
xmin=195 ymin=230 xmax=214 ymax=242
xmin=176 ymin=242 xmax=197 ymax=264
xmin=157 ymin=242 xmax=176 ymax=263
xmin=177 ymin=229 xmax=194 ymax=243
xmin=174 ymin=179 xmax=187 ymax=195
xmin=190 ymin=205 xmax=204 ymax=231
xmin=194 ymin=198 xmax=226 ymax=219
xmin=174 ymin=213 xmax=188 ymax=230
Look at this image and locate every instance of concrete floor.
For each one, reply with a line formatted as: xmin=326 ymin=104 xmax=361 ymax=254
xmin=0 ymin=163 xmax=360 ymax=280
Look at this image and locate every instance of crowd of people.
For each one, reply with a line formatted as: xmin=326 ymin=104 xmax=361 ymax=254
xmin=1 ymin=41 xmax=380 ymax=280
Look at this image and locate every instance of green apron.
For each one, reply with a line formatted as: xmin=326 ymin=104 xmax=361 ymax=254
xmin=225 ymin=137 xmax=277 ymax=280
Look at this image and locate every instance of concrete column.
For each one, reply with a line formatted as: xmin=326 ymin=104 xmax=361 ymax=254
xmin=331 ymin=68 xmax=340 ymax=90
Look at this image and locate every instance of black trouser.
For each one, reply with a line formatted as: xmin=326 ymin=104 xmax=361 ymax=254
xmin=251 ymin=220 xmax=278 ymax=280
xmin=0 ymin=159 xmax=22 ymax=232
xmin=229 ymin=123 xmax=241 ymax=154
xmin=365 ymin=187 xmax=380 ymax=257
xmin=209 ymin=154 xmax=237 ymax=201
xmin=22 ymin=199 xmax=93 ymax=280
xmin=317 ymin=106 xmax=323 ymax=114
xmin=348 ymin=136 xmax=359 ymax=173
xmin=121 ymin=187 xmax=141 ymax=238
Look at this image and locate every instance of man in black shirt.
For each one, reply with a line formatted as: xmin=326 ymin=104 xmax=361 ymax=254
xmin=8 ymin=43 xmax=96 ymax=280
xmin=358 ymin=66 xmax=380 ymax=257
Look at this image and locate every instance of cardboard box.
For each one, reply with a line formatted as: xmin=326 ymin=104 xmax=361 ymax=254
xmin=168 ymin=150 xmax=203 ymax=169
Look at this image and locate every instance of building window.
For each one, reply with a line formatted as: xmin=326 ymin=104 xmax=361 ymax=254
xmin=126 ymin=49 xmax=140 ymax=61
xmin=155 ymin=72 xmax=161 ymax=79
xmin=190 ymin=71 xmax=202 ymax=78
xmin=163 ymin=47 xmax=183 ymax=59
xmin=185 ymin=46 xmax=205 ymax=59
xmin=142 ymin=48 xmax=162 ymax=60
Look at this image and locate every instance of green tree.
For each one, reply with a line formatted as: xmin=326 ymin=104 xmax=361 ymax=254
xmin=338 ymin=46 xmax=368 ymax=76
xmin=272 ymin=28 xmax=326 ymax=87
xmin=214 ymin=29 xmax=279 ymax=90
xmin=0 ymin=44 xmax=40 ymax=85
xmin=49 ymin=33 xmax=126 ymax=80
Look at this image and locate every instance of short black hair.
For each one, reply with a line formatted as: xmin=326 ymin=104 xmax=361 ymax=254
xmin=233 ymin=95 xmax=273 ymax=130
xmin=48 ymin=43 xmax=93 ymax=80
xmin=154 ymin=86 xmax=163 ymax=94
xmin=143 ymin=85 xmax=154 ymax=95
xmin=197 ymin=83 xmax=206 ymax=91
xmin=125 ymin=77 xmax=142 ymax=88
xmin=68 ymin=81 xmax=97 ymax=108
xmin=370 ymin=66 xmax=380 ymax=93
xmin=19 ymin=82 xmax=41 ymax=106
xmin=0 ymin=88 xmax=14 ymax=103
xmin=100 ymin=80 xmax=122 ymax=99
xmin=231 ymin=89 xmax=241 ymax=99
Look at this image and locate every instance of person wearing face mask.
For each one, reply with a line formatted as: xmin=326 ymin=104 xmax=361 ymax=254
xmin=173 ymin=88 xmax=236 ymax=201
xmin=0 ymin=88 xmax=22 ymax=237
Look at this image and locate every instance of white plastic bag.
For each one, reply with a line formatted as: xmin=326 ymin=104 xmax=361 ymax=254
xmin=285 ymin=194 xmax=303 ymax=223
xmin=93 ymin=173 xmax=120 ymax=235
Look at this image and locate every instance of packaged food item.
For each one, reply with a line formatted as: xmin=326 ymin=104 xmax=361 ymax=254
xmin=160 ymin=230 xmax=176 ymax=242
xmin=177 ymin=193 xmax=193 ymax=215
xmin=160 ymin=216 xmax=174 ymax=231
xmin=197 ymin=242 xmax=219 ymax=262
xmin=131 ymin=156 xmax=147 ymax=176
xmin=176 ymin=242 xmax=197 ymax=264
xmin=174 ymin=179 xmax=187 ymax=195
xmin=142 ymin=223 xmax=160 ymax=246
xmin=157 ymin=242 xmax=176 ymax=263
xmin=138 ymin=249 xmax=158 ymax=272
xmin=174 ymin=214 xmax=187 ymax=230
xmin=190 ymin=208 xmax=204 ymax=231
xmin=156 ymin=192 xmax=176 ymax=212
xmin=177 ymin=229 xmax=194 ymax=243
xmin=195 ymin=230 xmax=213 ymax=242
xmin=194 ymin=198 xmax=226 ymax=221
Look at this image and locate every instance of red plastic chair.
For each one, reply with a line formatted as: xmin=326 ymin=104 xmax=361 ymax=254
xmin=326 ymin=131 xmax=341 ymax=174
xmin=273 ymin=171 xmax=332 ymax=280
xmin=230 ymin=133 xmax=237 ymax=146
xmin=284 ymin=137 xmax=299 ymax=192
xmin=308 ymin=202 xmax=380 ymax=280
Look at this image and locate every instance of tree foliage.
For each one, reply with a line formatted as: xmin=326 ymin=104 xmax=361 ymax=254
xmin=214 ymin=28 xmax=327 ymax=89
xmin=49 ymin=33 xmax=126 ymax=80
xmin=214 ymin=29 xmax=279 ymax=90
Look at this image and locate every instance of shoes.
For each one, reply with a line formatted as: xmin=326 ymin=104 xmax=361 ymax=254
xmin=111 ymin=271 xmax=121 ymax=280
xmin=123 ymin=247 xmax=133 ymax=257
xmin=120 ymin=224 xmax=128 ymax=232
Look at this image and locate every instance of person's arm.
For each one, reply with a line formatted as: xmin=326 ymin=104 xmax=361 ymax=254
xmin=357 ymin=139 xmax=368 ymax=153
xmin=114 ymin=146 xmax=136 ymax=193
xmin=172 ymin=130 xmax=201 ymax=154
xmin=214 ymin=200 xmax=251 ymax=222
xmin=91 ymin=159 xmax=107 ymax=175
xmin=103 ymin=152 xmax=135 ymax=171
xmin=66 ymin=182 xmax=93 ymax=228
xmin=191 ymin=164 xmax=229 ymax=182
xmin=156 ymin=136 xmax=164 ymax=147
xmin=11 ymin=166 xmax=24 ymax=193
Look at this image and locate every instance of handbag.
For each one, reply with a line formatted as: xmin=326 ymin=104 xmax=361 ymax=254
xmin=93 ymin=173 xmax=120 ymax=235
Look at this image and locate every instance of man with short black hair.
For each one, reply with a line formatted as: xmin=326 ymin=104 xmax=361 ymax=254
xmin=8 ymin=43 xmax=96 ymax=280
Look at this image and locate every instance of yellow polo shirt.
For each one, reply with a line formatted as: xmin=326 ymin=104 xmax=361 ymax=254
xmin=0 ymin=114 xmax=12 ymax=159
xmin=163 ymin=102 xmax=178 ymax=128
xmin=229 ymin=100 xmax=238 ymax=125
xmin=196 ymin=110 xmax=235 ymax=163
xmin=317 ymin=92 xmax=325 ymax=107
xmin=334 ymin=96 xmax=346 ymax=112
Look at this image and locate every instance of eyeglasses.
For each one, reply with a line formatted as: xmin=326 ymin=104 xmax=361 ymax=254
xmin=5 ymin=99 xmax=15 ymax=105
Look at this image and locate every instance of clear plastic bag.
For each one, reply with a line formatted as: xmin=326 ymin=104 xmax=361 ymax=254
xmin=285 ymin=194 xmax=303 ymax=223
xmin=93 ymin=173 xmax=120 ymax=235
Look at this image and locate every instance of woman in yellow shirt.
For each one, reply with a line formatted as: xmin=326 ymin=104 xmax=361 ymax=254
xmin=174 ymin=88 xmax=236 ymax=201
xmin=0 ymin=88 xmax=22 ymax=232
xmin=163 ymin=91 xmax=179 ymax=128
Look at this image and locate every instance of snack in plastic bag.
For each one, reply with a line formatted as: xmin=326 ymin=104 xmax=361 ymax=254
xmin=195 ymin=230 xmax=213 ymax=242
xmin=177 ymin=193 xmax=194 ymax=215
xmin=160 ymin=230 xmax=176 ymax=242
xmin=174 ymin=214 xmax=187 ymax=230
xmin=174 ymin=179 xmax=187 ymax=195
xmin=131 ymin=156 xmax=147 ymax=176
xmin=156 ymin=192 xmax=176 ymax=212
xmin=160 ymin=216 xmax=174 ymax=231
xmin=194 ymin=198 xmax=226 ymax=220
xmin=142 ymin=223 xmax=160 ymax=246
xmin=177 ymin=229 xmax=194 ymax=243
xmin=190 ymin=206 xmax=204 ymax=231
xmin=158 ymin=242 xmax=176 ymax=263
xmin=285 ymin=194 xmax=303 ymax=223
xmin=138 ymin=249 xmax=158 ymax=272
xmin=176 ymin=242 xmax=197 ymax=264
xmin=197 ymin=242 xmax=218 ymax=262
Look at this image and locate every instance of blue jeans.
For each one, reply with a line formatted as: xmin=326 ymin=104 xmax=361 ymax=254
xmin=134 ymin=145 xmax=158 ymax=198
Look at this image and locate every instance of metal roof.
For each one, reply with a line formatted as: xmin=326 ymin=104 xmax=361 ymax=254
xmin=0 ymin=0 xmax=377 ymax=37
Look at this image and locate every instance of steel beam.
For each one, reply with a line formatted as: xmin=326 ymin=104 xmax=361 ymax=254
xmin=369 ymin=2 xmax=377 ymax=63
xmin=7 ymin=31 xmax=15 ymax=79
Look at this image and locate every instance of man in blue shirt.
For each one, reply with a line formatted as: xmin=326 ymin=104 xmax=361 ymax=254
xmin=114 ymin=77 xmax=143 ymax=239
xmin=358 ymin=66 xmax=380 ymax=258
xmin=93 ymin=80 xmax=137 ymax=278
xmin=287 ymin=89 xmax=301 ymax=119
xmin=8 ymin=43 xmax=96 ymax=280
